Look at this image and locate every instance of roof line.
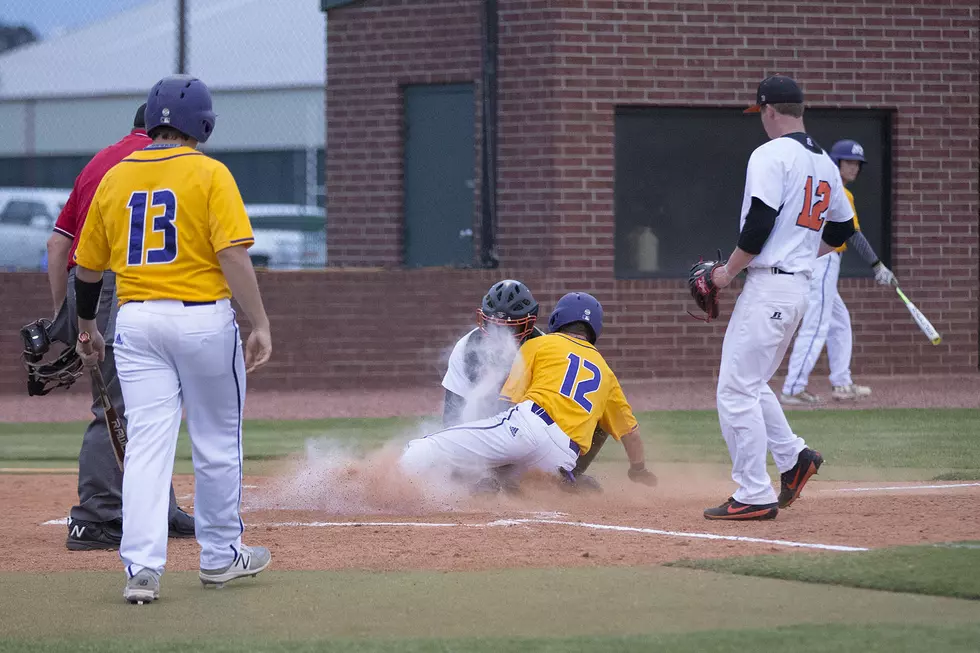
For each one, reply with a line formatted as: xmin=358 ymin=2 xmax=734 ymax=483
xmin=321 ymin=0 xmax=364 ymax=10
xmin=0 ymin=83 xmax=323 ymax=103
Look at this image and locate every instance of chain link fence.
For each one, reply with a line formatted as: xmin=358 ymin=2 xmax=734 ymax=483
xmin=0 ymin=0 xmax=326 ymax=271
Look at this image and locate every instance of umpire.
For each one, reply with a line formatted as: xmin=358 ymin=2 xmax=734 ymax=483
xmin=45 ymin=103 xmax=194 ymax=550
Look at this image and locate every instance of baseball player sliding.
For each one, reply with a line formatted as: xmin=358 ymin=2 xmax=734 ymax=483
xmin=402 ymin=292 xmax=658 ymax=491
xmin=689 ymin=75 xmax=856 ymax=520
xmin=781 ymin=139 xmax=897 ymax=404
xmin=73 ymin=75 xmax=273 ymax=604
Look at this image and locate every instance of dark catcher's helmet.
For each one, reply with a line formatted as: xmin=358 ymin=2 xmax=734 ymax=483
xmin=478 ymin=279 xmax=539 ymax=341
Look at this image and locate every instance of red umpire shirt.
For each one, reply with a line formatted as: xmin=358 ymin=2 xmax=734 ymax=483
xmin=52 ymin=128 xmax=152 ymax=269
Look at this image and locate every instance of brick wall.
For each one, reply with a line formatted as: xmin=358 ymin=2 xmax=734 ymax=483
xmin=326 ymin=0 xmax=484 ymax=266
xmin=1 ymin=0 xmax=975 ymax=396
xmin=322 ymin=0 xmax=979 ymax=382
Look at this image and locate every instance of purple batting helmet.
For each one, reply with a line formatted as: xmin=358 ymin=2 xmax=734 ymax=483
xmin=548 ymin=292 xmax=604 ymax=343
xmin=830 ymin=139 xmax=866 ymax=166
xmin=145 ymin=75 xmax=216 ymax=143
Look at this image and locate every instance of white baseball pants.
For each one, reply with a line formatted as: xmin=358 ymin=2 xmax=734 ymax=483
xmin=717 ymin=269 xmax=810 ymax=505
xmin=113 ymin=299 xmax=246 ymax=577
xmin=783 ymin=252 xmax=854 ymax=395
xmin=399 ymin=401 xmax=579 ymax=483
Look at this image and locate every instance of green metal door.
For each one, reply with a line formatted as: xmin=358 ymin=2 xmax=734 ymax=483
xmin=403 ymin=84 xmax=476 ymax=267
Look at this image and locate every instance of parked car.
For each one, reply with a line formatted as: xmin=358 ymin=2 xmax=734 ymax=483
xmin=245 ymin=204 xmax=326 ymax=270
xmin=0 ymin=187 xmax=71 ymax=271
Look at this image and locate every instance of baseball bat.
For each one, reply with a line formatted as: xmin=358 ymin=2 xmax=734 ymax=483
xmin=894 ymin=287 xmax=942 ymax=346
xmin=78 ymin=332 xmax=128 ymax=471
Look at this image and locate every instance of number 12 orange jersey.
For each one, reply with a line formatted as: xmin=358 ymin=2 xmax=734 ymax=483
xmin=499 ymin=333 xmax=638 ymax=454
xmin=74 ymin=144 xmax=254 ymax=305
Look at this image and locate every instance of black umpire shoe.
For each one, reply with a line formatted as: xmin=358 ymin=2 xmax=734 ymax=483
xmin=168 ymin=508 xmax=195 ymax=538
xmin=66 ymin=517 xmax=122 ymax=551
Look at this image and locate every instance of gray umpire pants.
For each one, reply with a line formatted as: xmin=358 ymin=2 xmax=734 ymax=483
xmin=52 ymin=268 xmax=180 ymax=524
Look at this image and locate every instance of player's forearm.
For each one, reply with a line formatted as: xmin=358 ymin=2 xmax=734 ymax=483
xmin=46 ymin=234 xmax=72 ymax=313
xmin=723 ymin=247 xmax=756 ymax=278
xmin=846 ymin=230 xmax=880 ymax=266
xmin=713 ymin=247 xmax=756 ymax=287
xmin=217 ymin=245 xmax=270 ymax=330
xmin=74 ymin=265 xmax=104 ymax=336
xmin=620 ymin=430 xmax=646 ymax=467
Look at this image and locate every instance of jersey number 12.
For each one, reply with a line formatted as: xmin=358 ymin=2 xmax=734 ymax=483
xmin=127 ymin=189 xmax=178 ymax=265
xmin=796 ymin=176 xmax=831 ymax=232
xmin=559 ymin=353 xmax=602 ymax=412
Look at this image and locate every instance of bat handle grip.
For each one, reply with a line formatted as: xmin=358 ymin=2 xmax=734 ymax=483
xmin=78 ymin=331 xmax=94 ymax=355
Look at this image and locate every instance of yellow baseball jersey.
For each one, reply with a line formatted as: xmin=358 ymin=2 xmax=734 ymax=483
xmin=835 ymin=187 xmax=861 ymax=253
xmin=74 ymin=145 xmax=254 ymax=304
xmin=499 ymin=333 xmax=639 ymax=453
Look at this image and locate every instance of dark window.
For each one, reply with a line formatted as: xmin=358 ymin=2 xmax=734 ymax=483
xmin=0 ymin=155 xmax=90 ymax=188
xmin=614 ymin=107 xmax=893 ymax=278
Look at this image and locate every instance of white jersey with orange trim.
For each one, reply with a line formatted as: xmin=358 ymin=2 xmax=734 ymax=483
xmin=740 ymin=133 xmax=854 ymax=275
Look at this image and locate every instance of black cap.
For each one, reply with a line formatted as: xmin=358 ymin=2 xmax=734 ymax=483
xmin=134 ymin=103 xmax=147 ymax=128
xmin=744 ymin=75 xmax=804 ymax=114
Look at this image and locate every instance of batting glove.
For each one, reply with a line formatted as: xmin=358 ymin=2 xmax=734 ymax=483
xmin=872 ymin=261 xmax=897 ymax=286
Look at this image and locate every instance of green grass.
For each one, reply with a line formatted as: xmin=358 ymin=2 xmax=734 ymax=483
xmin=3 ymin=409 xmax=978 ymax=479
xmin=4 ymin=410 xmax=980 ymax=650
xmin=933 ymin=470 xmax=980 ymax=481
xmin=1 ymin=567 xmax=979 ymax=650
xmin=670 ymin=542 xmax=980 ymax=600
xmin=4 ymin=624 xmax=980 ymax=653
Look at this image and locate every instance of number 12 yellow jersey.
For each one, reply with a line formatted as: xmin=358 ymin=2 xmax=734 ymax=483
xmin=74 ymin=144 xmax=254 ymax=305
xmin=499 ymin=333 xmax=639 ymax=454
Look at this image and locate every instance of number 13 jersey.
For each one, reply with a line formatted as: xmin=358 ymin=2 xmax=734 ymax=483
xmin=74 ymin=144 xmax=254 ymax=304
xmin=499 ymin=333 xmax=638 ymax=454
xmin=741 ymin=133 xmax=854 ymax=275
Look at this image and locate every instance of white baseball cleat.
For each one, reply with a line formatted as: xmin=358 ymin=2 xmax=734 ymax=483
xmin=199 ymin=544 xmax=271 ymax=588
xmin=832 ymin=384 xmax=872 ymax=400
xmin=780 ymin=390 xmax=821 ymax=406
xmin=123 ymin=569 xmax=160 ymax=604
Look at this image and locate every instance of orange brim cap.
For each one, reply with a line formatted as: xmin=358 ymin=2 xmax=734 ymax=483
xmin=743 ymin=104 xmax=762 ymax=114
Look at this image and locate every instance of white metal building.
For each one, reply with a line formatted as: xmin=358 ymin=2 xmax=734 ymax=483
xmin=0 ymin=0 xmax=326 ymax=204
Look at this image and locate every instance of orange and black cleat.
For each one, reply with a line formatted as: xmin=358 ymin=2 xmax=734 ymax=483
xmin=704 ymin=497 xmax=779 ymax=521
xmin=778 ymin=448 xmax=824 ymax=508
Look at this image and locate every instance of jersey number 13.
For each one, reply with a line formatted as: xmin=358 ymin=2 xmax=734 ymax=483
xmin=127 ymin=189 xmax=178 ymax=265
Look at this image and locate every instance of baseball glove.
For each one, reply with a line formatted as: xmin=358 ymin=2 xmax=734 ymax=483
xmin=688 ymin=250 xmax=726 ymax=322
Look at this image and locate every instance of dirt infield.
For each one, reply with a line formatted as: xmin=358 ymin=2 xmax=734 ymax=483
xmin=1 ymin=374 xmax=977 ymax=422
xmin=5 ymin=466 xmax=979 ymax=575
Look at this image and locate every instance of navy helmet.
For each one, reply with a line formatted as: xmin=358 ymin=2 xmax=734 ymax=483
xmin=548 ymin=292 xmax=604 ymax=343
xmin=145 ymin=75 xmax=216 ymax=143
xmin=478 ymin=279 xmax=539 ymax=341
xmin=830 ymin=139 xmax=866 ymax=166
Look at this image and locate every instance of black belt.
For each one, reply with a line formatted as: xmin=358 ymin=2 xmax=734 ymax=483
xmin=530 ymin=402 xmax=580 ymax=455
xmin=127 ymin=300 xmax=217 ymax=306
xmin=771 ymin=268 xmax=794 ymax=275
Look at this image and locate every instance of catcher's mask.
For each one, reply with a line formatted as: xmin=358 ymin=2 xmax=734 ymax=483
xmin=477 ymin=308 xmax=538 ymax=342
xmin=20 ymin=319 xmax=83 ymax=396
xmin=477 ymin=279 xmax=539 ymax=342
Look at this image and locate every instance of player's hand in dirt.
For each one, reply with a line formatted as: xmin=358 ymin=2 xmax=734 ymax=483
xmin=245 ymin=327 xmax=272 ymax=373
xmin=627 ymin=463 xmax=658 ymax=487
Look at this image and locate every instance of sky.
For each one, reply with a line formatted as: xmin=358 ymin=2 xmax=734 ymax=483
xmin=2 ymin=0 xmax=152 ymax=39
